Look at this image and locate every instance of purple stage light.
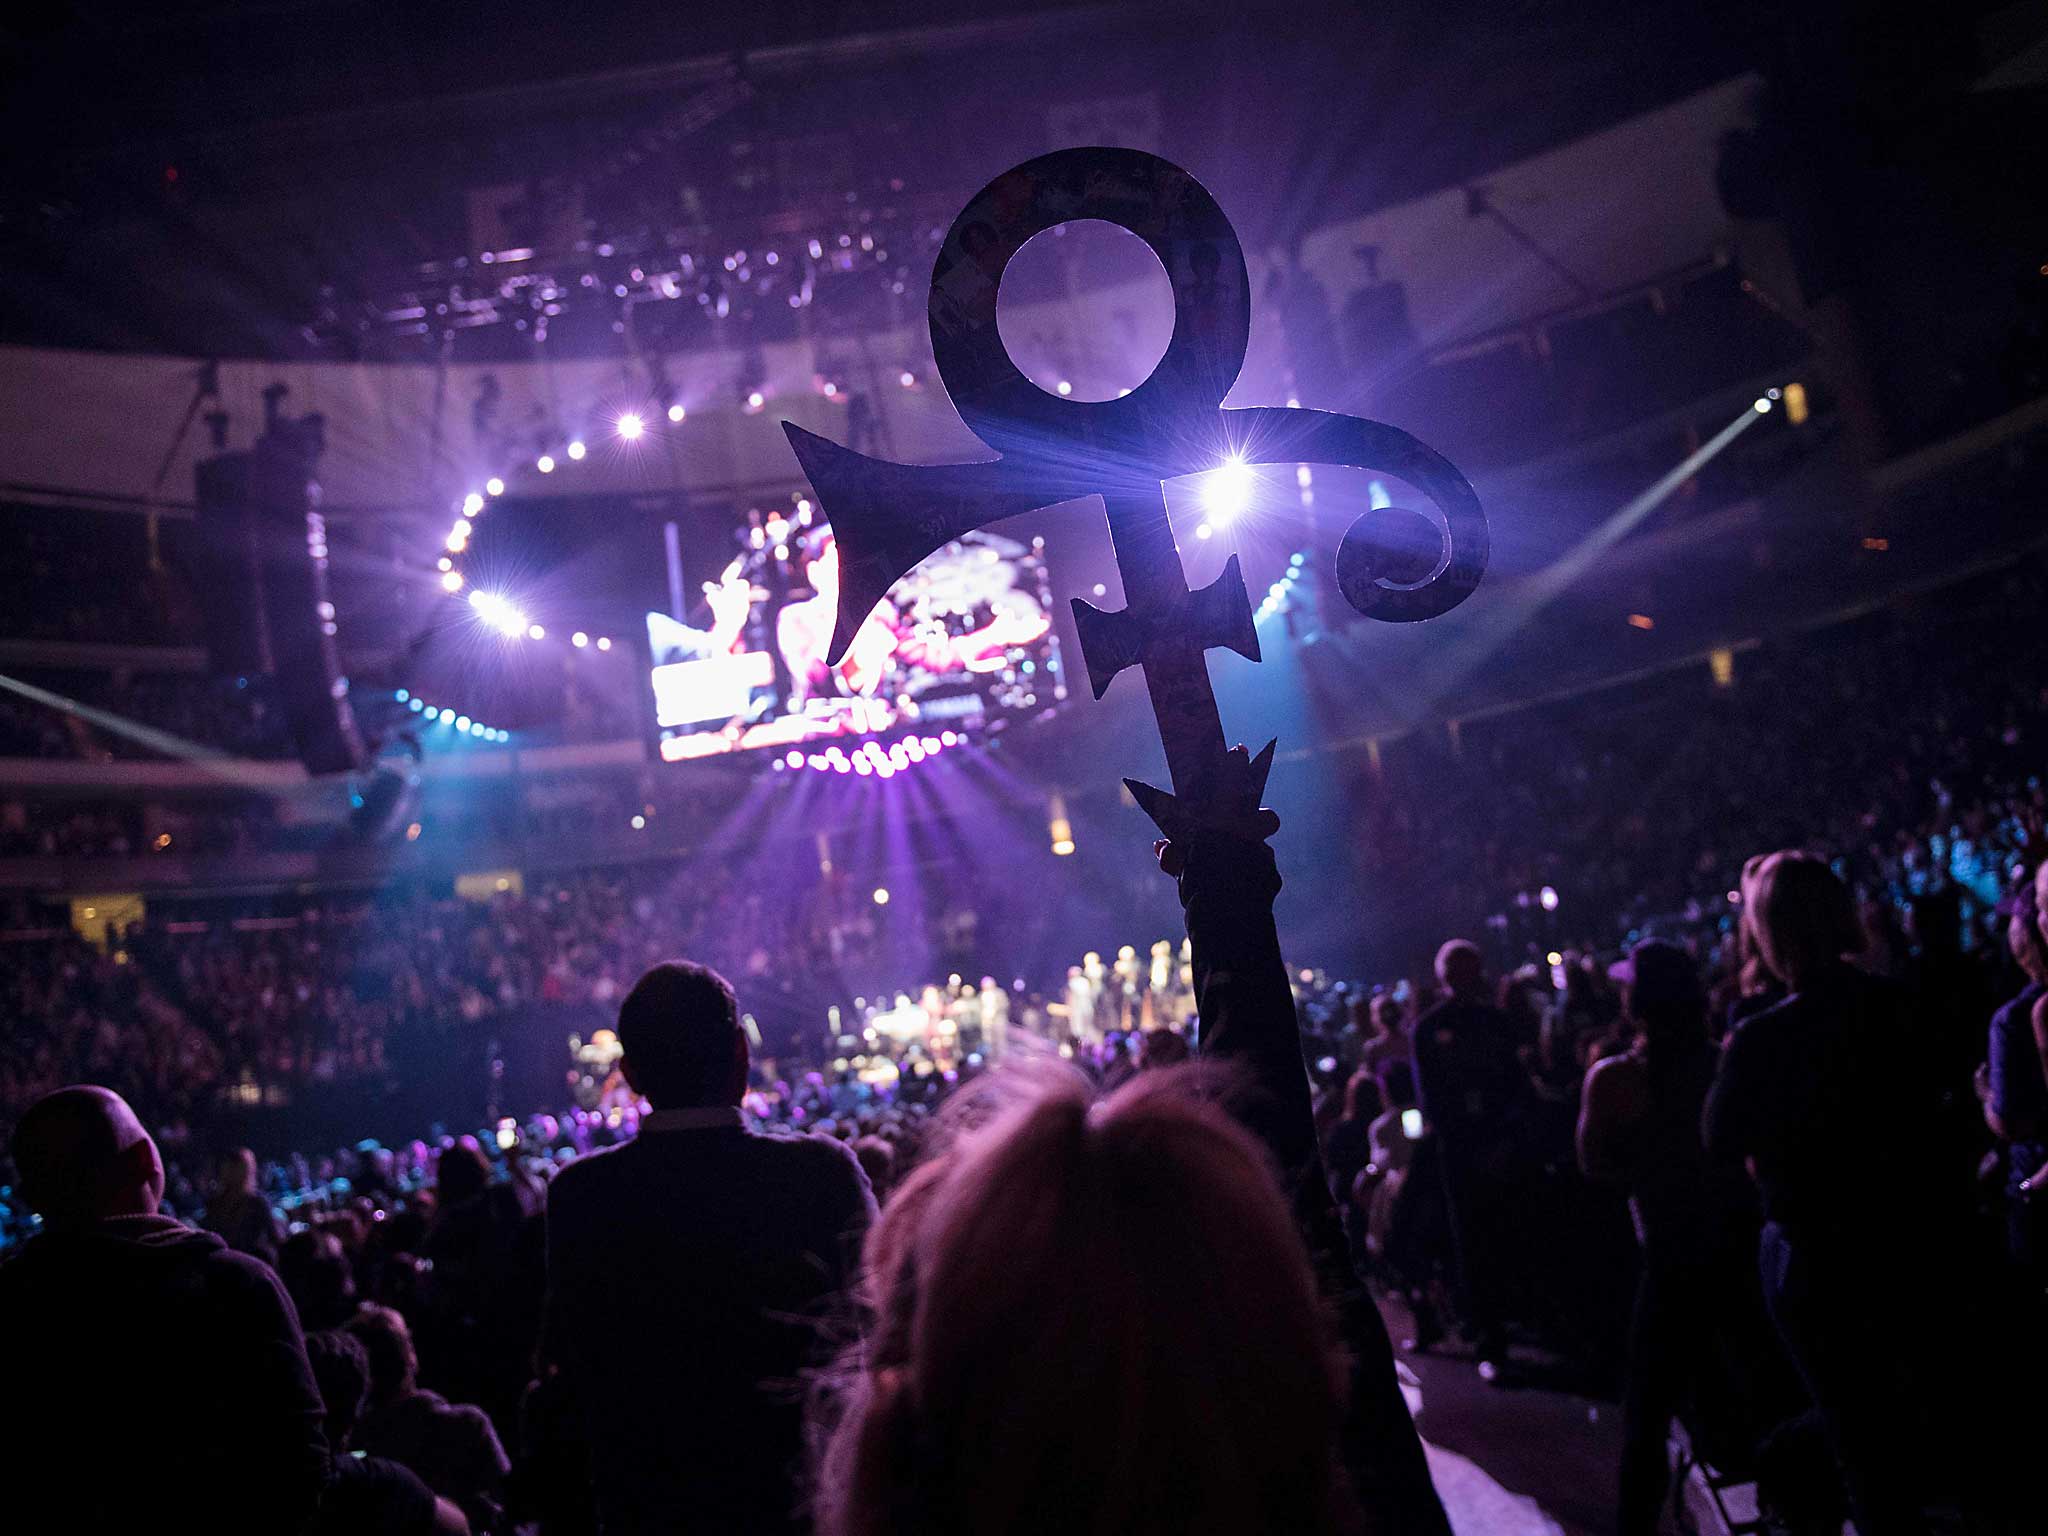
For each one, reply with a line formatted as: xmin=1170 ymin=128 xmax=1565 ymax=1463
xmin=784 ymin=749 xmax=804 ymax=769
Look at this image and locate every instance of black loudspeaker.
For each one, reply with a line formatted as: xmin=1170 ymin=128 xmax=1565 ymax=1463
xmin=192 ymin=450 xmax=270 ymax=676
xmin=192 ymin=395 xmax=365 ymax=776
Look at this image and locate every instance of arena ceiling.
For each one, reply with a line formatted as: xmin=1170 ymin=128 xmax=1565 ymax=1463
xmin=0 ymin=0 xmax=1747 ymax=358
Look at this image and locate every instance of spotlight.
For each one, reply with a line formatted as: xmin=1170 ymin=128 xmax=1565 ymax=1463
xmin=424 ymin=706 xmax=440 ymax=720
xmin=395 ymin=688 xmax=409 ymax=702
xmin=567 ymin=440 xmax=587 ymax=460
xmin=486 ymin=476 xmax=506 ymax=497
xmin=746 ymin=390 xmax=765 ymax=412
xmin=899 ymin=371 xmax=916 ymax=388
xmin=537 ymin=454 xmax=556 ymax=473
xmin=939 ymin=731 xmax=958 ymax=747
xmin=408 ymin=698 xmax=424 ymax=712
xmin=571 ymin=631 xmax=589 ymax=648
xmin=468 ymin=590 xmax=529 ymax=637
xmin=1539 ymin=886 xmax=1560 ymax=912
xmin=441 ymin=570 xmax=464 ymax=592
xmin=872 ymin=887 xmax=890 ymax=906
xmin=1203 ymin=455 xmax=1254 ymax=524
xmin=668 ymin=403 xmax=686 ymax=423
xmin=463 ymin=492 xmax=485 ymax=516
xmin=631 ymin=814 xmax=646 ymax=830
xmin=617 ymin=413 xmax=645 ymax=441
xmin=822 ymin=382 xmax=838 ymax=398
xmin=1056 ymin=380 xmax=1073 ymax=396
xmin=596 ymin=636 xmax=612 ymax=651
xmin=455 ymin=715 xmax=471 ymax=731
xmin=527 ymin=624 xmax=546 ymax=640
xmin=1195 ymin=522 xmax=1214 ymax=540
xmin=784 ymin=750 xmax=805 ymax=769
xmin=437 ymin=556 xmax=453 ymax=571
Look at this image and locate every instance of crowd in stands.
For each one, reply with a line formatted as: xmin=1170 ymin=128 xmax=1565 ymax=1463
xmin=6 ymin=835 xmax=2044 ymax=1532
xmin=0 ymin=503 xmax=190 ymax=646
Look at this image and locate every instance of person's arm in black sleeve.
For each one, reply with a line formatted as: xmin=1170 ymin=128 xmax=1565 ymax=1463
xmin=1167 ymin=808 xmax=1452 ymax=1536
xmin=1174 ymin=829 xmax=1317 ymax=1177
xmin=223 ymin=1255 xmax=333 ymax=1531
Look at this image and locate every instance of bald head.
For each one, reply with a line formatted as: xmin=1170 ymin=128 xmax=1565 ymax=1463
xmin=11 ymin=1085 xmax=163 ymax=1226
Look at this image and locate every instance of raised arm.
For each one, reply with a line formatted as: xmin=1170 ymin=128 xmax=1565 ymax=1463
xmin=1162 ymin=797 xmax=1451 ymax=1536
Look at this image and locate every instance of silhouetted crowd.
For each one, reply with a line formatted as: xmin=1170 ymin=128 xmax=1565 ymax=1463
xmin=8 ymin=827 xmax=2047 ymax=1534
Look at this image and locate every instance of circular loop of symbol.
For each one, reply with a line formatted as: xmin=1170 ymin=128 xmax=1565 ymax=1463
xmin=928 ymin=147 xmax=1250 ymax=460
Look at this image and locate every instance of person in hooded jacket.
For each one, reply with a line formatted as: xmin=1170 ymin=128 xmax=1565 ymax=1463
xmin=0 ymin=1084 xmax=331 ymax=1533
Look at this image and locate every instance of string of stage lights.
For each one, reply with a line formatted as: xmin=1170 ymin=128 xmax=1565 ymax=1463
xmin=418 ymin=368 xmax=1320 ymax=750
xmin=430 ymin=371 xmax=924 ymax=635
xmin=392 ymin=688 xmax=511 ymax=743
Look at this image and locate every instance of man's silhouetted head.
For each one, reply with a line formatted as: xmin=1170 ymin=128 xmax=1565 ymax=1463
xmin=617 ymin=961 xmax=748 ymax=1109
xmin=1434 ymin=940 xmax=1486 ymax=1000
xmin=11 ymin=1084 xmax=164 ymax=1226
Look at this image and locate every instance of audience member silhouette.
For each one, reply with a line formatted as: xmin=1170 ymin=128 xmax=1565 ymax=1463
xmin=1985 ymin=869 xmax=2048 ymax=1280
xmin=813 ymin=1067 xmax=1361 ymax=1536
xmin=419 ymin=1139 xmax=546 ymax=1439
xmin=542 ymin=961 xmax=876 ymax=1534
xmin=207 ymin=1145 xmax=284 ymax=1266
xmin=0 ymin=1085 xmax=330 ymax=1534
xmin=1705 ymin=851 xmax=2023 ymax=1534
xmin=305 ymin=1327 xmax=469 ymax=1535
xmin=1357 ymin=990 xmax=1412 ymax=1076
xmin=279 ymin=1223 xmax=360 ymax=1331
xmin=1580 ymin=941 xmax=1800 ymax=1534
xmin=1412 ymin=938 xmax=1530 ymax=1373
xmin=351 ymin=1302 xmax=510 ymax=1532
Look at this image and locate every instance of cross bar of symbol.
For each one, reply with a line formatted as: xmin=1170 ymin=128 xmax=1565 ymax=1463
xmin=785 ymin=148 xmax=1487 ymax=840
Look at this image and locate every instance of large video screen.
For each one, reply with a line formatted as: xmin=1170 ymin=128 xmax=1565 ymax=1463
xmin=648 ymin=521 xmax=1064 ymax=763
